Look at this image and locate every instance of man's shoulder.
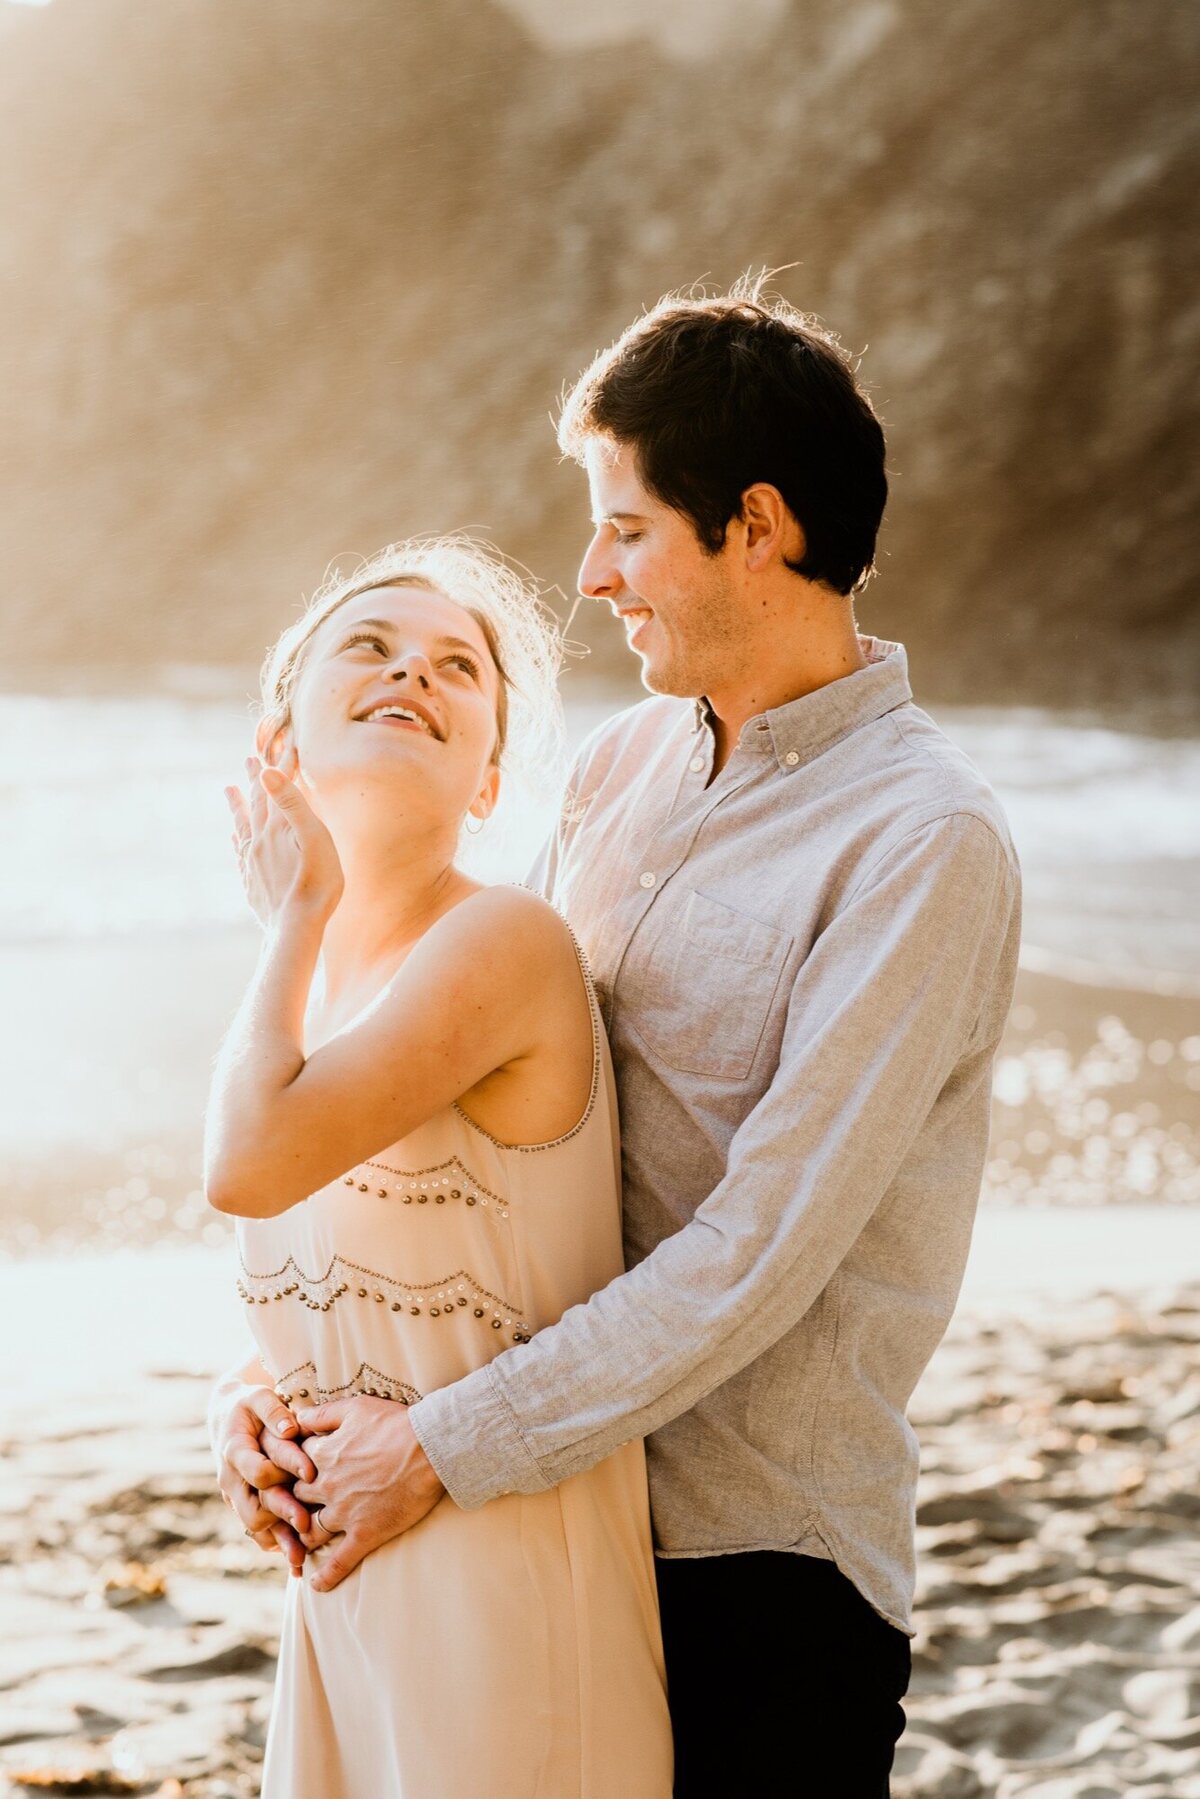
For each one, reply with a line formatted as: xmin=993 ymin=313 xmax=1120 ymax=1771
xmin=865 ymin=701 xmax=1017 ymax=863
xmin=570 ymin=692 xmax=690 ymax=779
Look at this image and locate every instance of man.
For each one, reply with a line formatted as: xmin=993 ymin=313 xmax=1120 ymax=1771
xmin=214 ymin=278 xmax=1021 ymax=1793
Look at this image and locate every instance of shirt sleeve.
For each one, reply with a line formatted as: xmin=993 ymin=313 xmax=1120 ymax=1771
xmin=410 ymin=809 xmax=1020 ymax=1507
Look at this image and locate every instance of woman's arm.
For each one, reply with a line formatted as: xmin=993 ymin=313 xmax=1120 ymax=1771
xmin=204 ymin=767 xmax=574 ymax=1217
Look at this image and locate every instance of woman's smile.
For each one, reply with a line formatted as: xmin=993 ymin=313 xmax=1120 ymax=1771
xmin=354 ymin=700 xmax=443 ymax=740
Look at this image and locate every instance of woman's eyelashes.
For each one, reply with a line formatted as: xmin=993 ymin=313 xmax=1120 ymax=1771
xmin=337 ymin=634 xmax=481 ymax=680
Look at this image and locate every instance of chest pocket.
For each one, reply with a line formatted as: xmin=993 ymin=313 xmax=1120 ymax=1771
xmin=626 ymin=888 xmax=792 ymax=1081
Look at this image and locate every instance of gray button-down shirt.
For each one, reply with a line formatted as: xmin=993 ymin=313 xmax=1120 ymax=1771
xmin=411 ymin=638 xmax=1021 ymax=1631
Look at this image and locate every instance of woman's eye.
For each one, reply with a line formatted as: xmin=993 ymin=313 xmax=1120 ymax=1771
xmin=447 ymin=654 xmax=480 ymax=677
xmin=615 ymin=531 xmax=643 ymax=546
xmin=342 ymin=634 xmax=388 ymax=654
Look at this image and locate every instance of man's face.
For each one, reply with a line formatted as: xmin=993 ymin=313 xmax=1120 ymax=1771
xmin=579 ymin=438 xmax=745 ymax=699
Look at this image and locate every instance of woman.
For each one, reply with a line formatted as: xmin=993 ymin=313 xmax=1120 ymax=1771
xmin=205 ymin=538 xmax=672 ymax=1797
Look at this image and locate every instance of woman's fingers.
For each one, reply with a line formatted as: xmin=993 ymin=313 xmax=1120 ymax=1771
xmin=259 ymin=1480 xmax=313 ymax=1536
xmin=271 ymin=1520 xmax=308 ymax=1576
xmin=224 ymin=785 xmax=250 ymax=838
xmin=258 ymin=768 xmax=345 ymax=911
xmin=247 ymin=756 xmax=267 ymax=835
xmin=219 ymin=1391 xmax=317 ymax=1541
xmin=229 ymin=1474 xmax=277 ymax=1538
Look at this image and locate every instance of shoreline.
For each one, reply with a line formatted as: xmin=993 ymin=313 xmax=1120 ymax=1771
xmin=1 ymin=940 xmax=1197 ymax=1255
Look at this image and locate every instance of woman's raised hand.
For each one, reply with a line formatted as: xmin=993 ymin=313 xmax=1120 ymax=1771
xmin=225 ymin=753 xmax=345 ymax=930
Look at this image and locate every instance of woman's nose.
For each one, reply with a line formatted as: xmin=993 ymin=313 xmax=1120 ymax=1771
xmin=386 ymin=652 xmax=433 ymax=689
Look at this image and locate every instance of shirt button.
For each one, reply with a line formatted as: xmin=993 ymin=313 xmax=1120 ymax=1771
xmin=689 ymin=755 xmax=705 ymax=773
xmin=638 ymin=871 xmax=656 ymax=889
xmin=784 ymin=750 xmax=800 ymax=767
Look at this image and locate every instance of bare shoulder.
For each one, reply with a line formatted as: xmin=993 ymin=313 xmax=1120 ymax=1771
xmin=415 ymin=884 xmax=583 ymax=1000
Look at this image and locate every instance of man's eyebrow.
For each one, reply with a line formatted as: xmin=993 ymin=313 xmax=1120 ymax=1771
xmin=591 ymin=511 xmax=648 ymax=528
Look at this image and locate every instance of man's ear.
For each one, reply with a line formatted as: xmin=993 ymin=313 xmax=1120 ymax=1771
xmin=469 ymin=764 xmax=502 ymax=824
xmin=739 ymin=483 xmax=805 ymax=571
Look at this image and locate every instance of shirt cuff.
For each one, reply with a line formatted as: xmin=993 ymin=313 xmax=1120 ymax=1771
xmin=408 ymin=1361 xmax=551 ymax=1511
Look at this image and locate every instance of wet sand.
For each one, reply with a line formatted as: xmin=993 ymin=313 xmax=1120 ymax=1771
xmin=899 ymin=1284 xmax=1200 ymax=1798
xmin=1 ymin=1239 xmax=1198 ymax=1796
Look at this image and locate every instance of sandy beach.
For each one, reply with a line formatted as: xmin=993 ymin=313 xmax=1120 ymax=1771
xmin=0 ymin=1220 xmax=1197 ymax=1797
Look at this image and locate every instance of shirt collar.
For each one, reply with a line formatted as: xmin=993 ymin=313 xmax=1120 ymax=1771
xmin=763 ymin=636 xmax=911 ymax=770
xmin=690 ymin=636 xmax=911 ymax=768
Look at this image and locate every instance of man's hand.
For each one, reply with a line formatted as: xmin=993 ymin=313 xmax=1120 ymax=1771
xmin=211 ymin=1379 xmax=319 ymax=1576
xmin=291 ymin=1396 xmax=446 ymax=1592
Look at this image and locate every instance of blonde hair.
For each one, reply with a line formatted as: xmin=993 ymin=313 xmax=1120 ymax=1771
xmin=257 ymin=536 xmax=565 ymax=792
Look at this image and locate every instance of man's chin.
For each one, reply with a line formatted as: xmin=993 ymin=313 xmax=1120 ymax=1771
xmin=637 ymin=657 xmax=698 ymax=701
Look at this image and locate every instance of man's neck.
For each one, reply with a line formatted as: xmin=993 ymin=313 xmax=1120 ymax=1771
xmin=706 ymin=628 xmax=869 ymax=775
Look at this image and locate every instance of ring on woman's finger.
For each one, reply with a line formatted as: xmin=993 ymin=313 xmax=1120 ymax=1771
xmin=309 ymin=1505 xmax=334 ymax=1542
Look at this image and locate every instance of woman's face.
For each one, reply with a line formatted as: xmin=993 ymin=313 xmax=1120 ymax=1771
xmin=281 ymin=581 xmax=503 ymax=833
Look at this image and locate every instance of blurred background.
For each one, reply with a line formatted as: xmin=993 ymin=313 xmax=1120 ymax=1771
xmin=1 ymin=0 xmax=1196 ymax=1256
xmin=0 ymin=2 xmax=1198 ymax=1792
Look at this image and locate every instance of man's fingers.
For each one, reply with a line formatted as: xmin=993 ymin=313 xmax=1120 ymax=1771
xmin=309 ymin=1532 xmax=368 ymax=1594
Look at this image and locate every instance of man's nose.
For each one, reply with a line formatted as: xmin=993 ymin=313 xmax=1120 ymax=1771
xmin=386 ymin=652 xmax=433 ymax=689
xmin=577 ymin=534 xmax=622 ymax=604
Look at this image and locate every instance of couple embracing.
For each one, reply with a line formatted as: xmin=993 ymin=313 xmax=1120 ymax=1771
xmin=206 ymin=280 xmax=1020 ymax=1797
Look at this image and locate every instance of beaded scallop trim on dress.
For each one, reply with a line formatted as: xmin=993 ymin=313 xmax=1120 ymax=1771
xmin=339 ymin=1157 xmax=512 ymax=1216
xmin=272 ymin=1360 xmax=423 ymax=1408
xmin=237 ymin=1251 xmax=531 ymax=1340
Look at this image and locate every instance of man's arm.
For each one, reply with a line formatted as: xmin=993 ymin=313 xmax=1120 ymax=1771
xmin=410 ymin=809 xmax=1019 ymax=1507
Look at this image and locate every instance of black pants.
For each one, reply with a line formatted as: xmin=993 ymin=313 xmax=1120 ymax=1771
xmin=655 ymin=1551 xmax=911 ymax=1797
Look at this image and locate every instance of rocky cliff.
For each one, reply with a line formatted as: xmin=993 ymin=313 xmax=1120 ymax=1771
xmin=0 ymin=0 xmax=1195 ymax=707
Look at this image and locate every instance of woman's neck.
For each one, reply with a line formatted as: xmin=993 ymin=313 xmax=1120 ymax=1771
xmin=314 ymin=823 xmax=474 ymax=1020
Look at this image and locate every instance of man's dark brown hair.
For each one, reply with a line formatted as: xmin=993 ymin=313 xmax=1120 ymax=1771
xmin=558 ymin=275 xmax=887 ymax=597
